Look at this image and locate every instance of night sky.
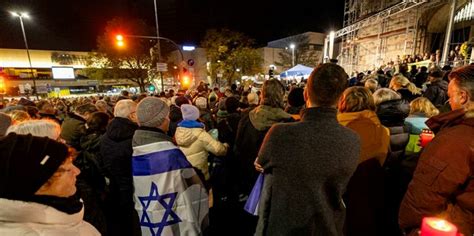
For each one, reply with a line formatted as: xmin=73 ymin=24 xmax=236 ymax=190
xmin=0 ymin=0 xmax=344 ymax=51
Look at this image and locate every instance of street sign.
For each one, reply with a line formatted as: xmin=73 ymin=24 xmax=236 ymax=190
xmin=157 ymin=63 xmax=168 ymax=72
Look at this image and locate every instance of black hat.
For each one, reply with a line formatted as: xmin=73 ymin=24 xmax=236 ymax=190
xmin=0 ymin=133 xmax=69 ymax=200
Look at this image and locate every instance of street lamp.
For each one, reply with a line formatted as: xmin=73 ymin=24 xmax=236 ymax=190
xmin=11 ymin=11 xmax=37 ymax=99
xmin=290 ymin=44 xmax=296 ymax=67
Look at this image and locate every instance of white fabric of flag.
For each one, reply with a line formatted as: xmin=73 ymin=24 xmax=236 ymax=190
xmin=133 ymin=141 xmax=209 ymax=236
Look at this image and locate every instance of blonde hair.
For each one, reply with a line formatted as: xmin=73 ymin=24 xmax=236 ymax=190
xmin=410 ymin=97 xmax=439 ymax=118
xmin=338 ymin=86 xmax=376 ymax=113
xmin=364 ymin=79 xmax=378 ymax=93
xmin=6 ymin=119 xmax=61 ymax=140
xmin=8 ymin=110 xmax=31 ymax=123
xmin=389 ymin=74 xmax=421 ymax=95
xmin=373 ymin=88 xmax=401 ymax=105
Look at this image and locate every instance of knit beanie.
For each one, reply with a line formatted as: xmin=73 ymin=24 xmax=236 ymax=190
xmin=136 ymin=97 xmax=170 ymax=128
xmin=0 ymin=112 xmax=12 ymax=136
xmin=181 ymin=104 xmax=200 ymax=121
xmin=195 ymin=97 xmax=208 ymax=109
xmin=0 ymin=133 xmax=69 ymax=200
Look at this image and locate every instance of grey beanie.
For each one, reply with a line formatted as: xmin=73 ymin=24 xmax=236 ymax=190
xmin=181 ymin=104 xmax=200 ymax=121
xmin=136 ymin=97 xmax=170 ymax=127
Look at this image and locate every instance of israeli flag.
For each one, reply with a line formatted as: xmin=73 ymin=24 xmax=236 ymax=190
xmin=133 ymin=141 xmax=209 ymax=236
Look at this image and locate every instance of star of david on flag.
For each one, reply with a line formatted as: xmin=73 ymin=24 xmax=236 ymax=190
xmin=132 ymin=141 xmax=209 ymax=236
xmin=139 ymin=182 xmax=181 ymax=236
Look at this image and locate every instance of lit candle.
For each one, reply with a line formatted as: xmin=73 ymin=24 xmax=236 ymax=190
xmin=421 ymin=217 xmax=458 ymax=236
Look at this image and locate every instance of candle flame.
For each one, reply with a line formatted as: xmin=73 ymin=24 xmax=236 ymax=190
xmin=428 ymin=219 xmax=453 ymax=232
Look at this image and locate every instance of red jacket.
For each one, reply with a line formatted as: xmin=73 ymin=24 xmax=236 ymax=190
xmin=399 ymin=109 xmax=474 ymax=235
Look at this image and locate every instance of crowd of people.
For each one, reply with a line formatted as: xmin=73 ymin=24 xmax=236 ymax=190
xmin=0 ymin=62 xmax=472 ymax=236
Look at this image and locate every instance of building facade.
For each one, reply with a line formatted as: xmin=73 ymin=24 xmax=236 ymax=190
xmin=338 ymin=0 xmax=474 ymax=73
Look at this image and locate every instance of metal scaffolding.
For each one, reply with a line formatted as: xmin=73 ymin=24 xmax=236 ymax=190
xmin=338 ymin=0 xmax=447 ymax=73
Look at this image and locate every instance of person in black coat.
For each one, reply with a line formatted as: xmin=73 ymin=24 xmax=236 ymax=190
xmin=373 ymin=88 xmax=410 ymax=236
xmin=76 ymin=111 xmax=109 ymax=235
xmin=424 ymin=67 xmax=448 ymax=108
xmin=99 ymin=100 xmax=140 ymax=236
xmin=168 ymin=96 xmax=189 ymax=137
xmin=414 ymin=66 xmax=428 ymax=88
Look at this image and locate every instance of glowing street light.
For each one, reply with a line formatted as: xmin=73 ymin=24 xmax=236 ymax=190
xmin=11 ymin=11 xmax=37 ymax=98
xmin=115 ymin=34 xmax=125 ymax=48
xmin=290 ymin=43 xmax=296 ymax=67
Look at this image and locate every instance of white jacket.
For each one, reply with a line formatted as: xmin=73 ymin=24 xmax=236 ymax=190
xmin=0 ymin=198 xmax=100 ymax=236
xmin=175 ymin=127 xmax=228 ymax=180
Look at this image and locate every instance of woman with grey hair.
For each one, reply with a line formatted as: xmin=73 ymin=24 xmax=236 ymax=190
xmin=234 ymin=79 xmax=293 ymax=207
xmin=6 ymin=119 xmax=61 ymax=141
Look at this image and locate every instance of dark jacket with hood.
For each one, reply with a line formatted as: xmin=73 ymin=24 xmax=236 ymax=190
xmin=76 ymin=131 xmax=107 ymax=235
xmin=99 ymin=117 xmax=140 ymax=236
xmin=424 ymin=79 xmax=448 ymax=108
xmin=234 ymin=105 xmax=292 ymax=195
xmin=400 ymin=109 xmax=474 ymax=236
xmin=376 ymin=99 xmax=410 ymax=235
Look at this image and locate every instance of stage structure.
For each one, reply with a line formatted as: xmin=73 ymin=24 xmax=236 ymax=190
xmin=326 ymin=0 xmax=474 ymax=73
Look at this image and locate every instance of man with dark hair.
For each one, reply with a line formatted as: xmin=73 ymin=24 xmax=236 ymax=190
xmin=255 ymin=63 xmax=360 ymax=235
xmin=60 ymin=103 xmax=97 ymax=150
xmin=414 ymin=66 xmax=428 ymax=88
xmin=37 ymin=100 xmax=61 ymax=124
xmin=423 ymin=67 xmax=448 ymax=108
xmin=399 ymin=65 xmax=474 ymax=236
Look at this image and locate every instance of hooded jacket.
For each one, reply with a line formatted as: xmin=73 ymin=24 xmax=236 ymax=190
xmin=234 ymin=105 xmax=292 ymax=195
xmin=99 ymin=117 xmax=140 ymax=236
xmin=0 ymin=198 xmax=99 ymax=236
xmin=175 ymin=121 xmax=228 ymax=180
xmin=424 ymin=79 xmax=448 ymax=108
xmin=338 ymin=110 xmax=390 ymax=166
xmin=399 ymin=109 xmax=474 ymax=236
xmin=376 ymin=99 xmax=410 ymax=166
xmin=60 ymin=113 xmax=86 ymax=150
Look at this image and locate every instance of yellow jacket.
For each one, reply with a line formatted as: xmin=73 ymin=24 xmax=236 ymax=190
xmin=337 ymin=110 xmax=390 ymax=166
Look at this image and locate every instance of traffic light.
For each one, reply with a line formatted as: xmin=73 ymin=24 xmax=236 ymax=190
xmin=269 ymin=69 xmax=274 ymax=78
xmin=148 ymin=84 xmax=156 ymax=92
xmin=115 ymin=34 xmax=125 ymax=48
xmin=182 ymin=74 xmax=190 ymax=87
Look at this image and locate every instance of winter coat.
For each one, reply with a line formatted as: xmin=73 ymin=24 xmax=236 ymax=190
xmin=175 ymin=121 xmax=228 ymax=180
xmin=99 ymin=117 xmax=140 ymax=236
xmin=404 ymin=114 xmax=429 ymax=154
xmin=60 ymin=113 xmax=86 ymax=150
xmin=423 ymin=79 xmax=448 ymax=108
xmin=337 ymin=110 xmax=390 ymax=166
xmin=376 ymin=99 xmax=410 ymax=166
xmin=234 ymin=105 xmax=292 ymax=195
xmin=76 ymin=132 xmax=107 ymax=235
xmin=399 ymin=109 xmax=474 ymax=236
xmin=256 ymin=107 xmax=360 ymax=236
xmin=0 ymin=198 xmax=100 ymax=236
xmin=376 ymin=99 xmax=410 ymax=235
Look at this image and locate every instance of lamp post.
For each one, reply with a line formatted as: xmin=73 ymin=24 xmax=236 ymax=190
xmin=290 ymin=44 xmax=296 ymax=67
xmin=11 ymin=12 xmax=38 ymax=99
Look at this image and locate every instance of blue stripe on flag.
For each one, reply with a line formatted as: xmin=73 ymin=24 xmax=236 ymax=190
xmin=133 ymin=148 xmax=192 ymax=176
